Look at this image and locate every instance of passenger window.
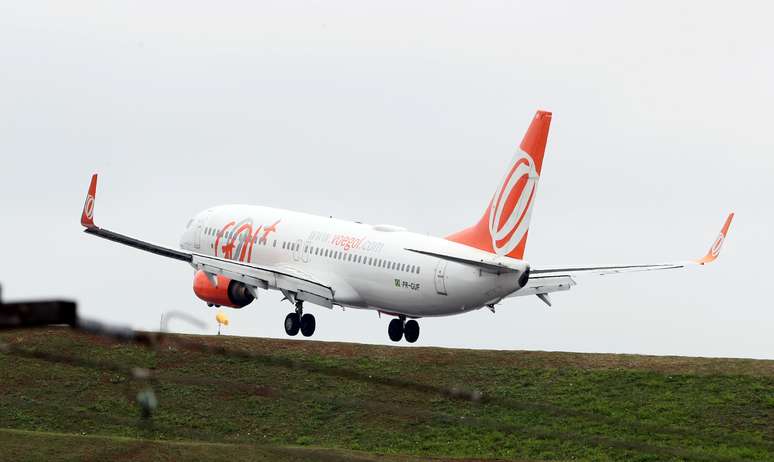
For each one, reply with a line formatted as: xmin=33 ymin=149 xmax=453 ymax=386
xmin=273 ymin=240 xmax=276 ymax=247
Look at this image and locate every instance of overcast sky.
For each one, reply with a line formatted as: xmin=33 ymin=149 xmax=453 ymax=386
xmin=1 ymin=1 xmax=772 ymax=359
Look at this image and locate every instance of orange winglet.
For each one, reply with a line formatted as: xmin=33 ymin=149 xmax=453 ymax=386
xmin=81 ymin=173 xmax=98 ymax=228
xmin=695 ymin=213 xmax=734 ymax=265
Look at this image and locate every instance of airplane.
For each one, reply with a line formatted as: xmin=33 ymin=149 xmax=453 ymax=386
xmin=80 ymin=110 xmax=734 ymax=343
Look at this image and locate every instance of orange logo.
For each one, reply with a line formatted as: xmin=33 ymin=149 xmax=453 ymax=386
xmin=710 ymin=233 xmax=725 ymax=257
xmin=488 ymin=151 xmax=538 ymax=256
xmin=214 ymin=219 xmax=281 ymax=263
xmin=84 ymin=195 xmax=95 ymax=220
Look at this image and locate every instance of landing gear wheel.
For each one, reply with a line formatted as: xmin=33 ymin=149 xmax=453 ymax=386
xmin=388 ymin=318 xmax=404 ymax=342
xmin=300 ymin=313 xmax=316 ymax=337
xmin=404 ymin=320 xmax=420 ymax=343
xmin=284 ymin=312 xmax=300 ymax=336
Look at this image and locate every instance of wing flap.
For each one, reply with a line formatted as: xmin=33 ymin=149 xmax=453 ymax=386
xmin=191 ymin=254 xmax=334 ymax=304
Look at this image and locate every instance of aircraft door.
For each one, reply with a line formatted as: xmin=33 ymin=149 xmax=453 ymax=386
xmin=292 ymin=239 xmax=303 ymax=262
xmin=434 ymin=260 xmax=448 ymax=295
xmin=194 ymin=222 xmax=203 ymax=250
xmin=302 ymin=240 xmax=312 ymax=263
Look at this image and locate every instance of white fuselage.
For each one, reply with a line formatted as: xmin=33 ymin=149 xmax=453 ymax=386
xmin=179 ymin=204 xmax=528 ymax=317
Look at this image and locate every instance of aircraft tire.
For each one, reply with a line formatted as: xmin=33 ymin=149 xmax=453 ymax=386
xmin=300 ymin=313 xmax=316 ymax=337
xmin=284 ymin=312 xmax=300 ymax=336
xmin=404 ymin=320 xmax=419 ymax=343
xmin=388 ymin=318 xmax=404 ymax=342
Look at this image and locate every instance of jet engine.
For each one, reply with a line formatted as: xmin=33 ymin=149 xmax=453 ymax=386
xmin=192 ymin=270 xmax=254 ymax=308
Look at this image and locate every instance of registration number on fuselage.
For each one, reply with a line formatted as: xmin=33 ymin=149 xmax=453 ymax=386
xmin=395 ymin=279 xmax=420 ymax=291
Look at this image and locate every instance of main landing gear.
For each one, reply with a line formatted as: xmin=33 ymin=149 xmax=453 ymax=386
xmin=285 ymin=300 xmax=316 ymax=337
xmin=388 ymin=315 xmax=419 ymax=343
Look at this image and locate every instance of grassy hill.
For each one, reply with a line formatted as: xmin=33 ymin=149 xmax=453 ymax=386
xmin=1 ymin=327 xmax=772 ymax=462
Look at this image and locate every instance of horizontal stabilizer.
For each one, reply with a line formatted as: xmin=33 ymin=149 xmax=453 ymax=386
xmin=405 ymin=248 xmax=525 ymax=273
xmin=508 ymin=275 xmax=576 ymax=298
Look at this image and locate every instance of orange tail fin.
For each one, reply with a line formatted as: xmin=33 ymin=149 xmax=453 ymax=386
xmin=446 ymin=110 xmax=552 ymax=259
xmin=695 ymin=213 xmax=734 ymax=265
xmin=81 ymin=173 xmax=98 ymax=229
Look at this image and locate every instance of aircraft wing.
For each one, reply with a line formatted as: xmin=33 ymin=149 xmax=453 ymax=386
xmin=511 ymin=213 xmax=734 ymax=305
xmin=79 ymin=174 xmax=335 ymax=308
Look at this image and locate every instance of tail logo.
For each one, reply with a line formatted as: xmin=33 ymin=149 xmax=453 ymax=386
xmin=488 ymin=151 xmax=538 ymax=256
xmin=84 ymin=195 xmax=95 ymax=220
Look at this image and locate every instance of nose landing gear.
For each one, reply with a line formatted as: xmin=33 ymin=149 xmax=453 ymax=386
xmin=387 ymin=316 xmax=420 ymax=343
xmin=285 ymin=300 xmax=316 ymax=337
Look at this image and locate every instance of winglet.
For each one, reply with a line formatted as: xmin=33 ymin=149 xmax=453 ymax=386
xmin=695 ymin=213 xmax=734 ymax=265
xmin=81 ymin=174 xmax=98 ymax=228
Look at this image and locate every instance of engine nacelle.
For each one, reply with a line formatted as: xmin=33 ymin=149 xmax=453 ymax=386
xmin=193 ymin=270 xmax=254 ymax=308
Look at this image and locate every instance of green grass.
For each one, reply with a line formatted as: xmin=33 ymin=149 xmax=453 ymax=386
xmin=1 ymin=327 xmax=772 ymax=461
